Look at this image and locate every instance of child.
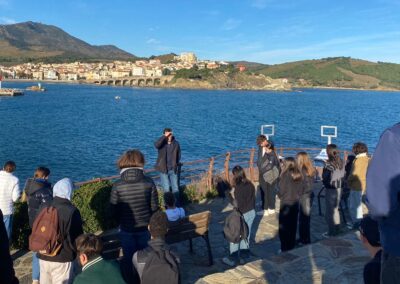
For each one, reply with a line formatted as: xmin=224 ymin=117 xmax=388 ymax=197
xmin=164 ymin=192 xmax=185 ymax=222
xmin=278 ymin=157 xmax=302 ymax=252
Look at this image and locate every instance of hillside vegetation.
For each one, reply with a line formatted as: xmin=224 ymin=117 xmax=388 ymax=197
xmin=0 ymin=21 xmax=137 ymax=64
xmin=250 ymin=57 xmax=400 ymax=90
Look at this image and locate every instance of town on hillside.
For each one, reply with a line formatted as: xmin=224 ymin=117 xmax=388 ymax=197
xmin=0 ymin=52 xmax=234 ymax=81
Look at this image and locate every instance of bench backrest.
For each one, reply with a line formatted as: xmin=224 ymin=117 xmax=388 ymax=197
xmin=166 ymin=211 xmax=211 ymax=244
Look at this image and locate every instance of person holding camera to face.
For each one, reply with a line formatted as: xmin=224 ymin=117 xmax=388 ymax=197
xmin=154 ymin=128 xmax=181 ymax=202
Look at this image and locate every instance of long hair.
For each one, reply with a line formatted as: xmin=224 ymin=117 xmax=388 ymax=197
xmin=232 ymin=165 xmax=249 ymax=186
xmin=296 ymin=152 xmax=315 ymax=177
xmin=282 ymin=157 xmax=302 ymax=182
xmin=326 ymin=144 xmax=343 ymax=169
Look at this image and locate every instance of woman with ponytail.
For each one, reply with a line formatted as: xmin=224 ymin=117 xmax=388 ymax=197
xmin=322 ymin=144 xmax=345 ymax=237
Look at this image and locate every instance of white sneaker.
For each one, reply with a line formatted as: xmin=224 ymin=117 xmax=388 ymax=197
xmin=268 ymin=209 xmax=275 ymax=215
xmin=222 ymin=257 xmax=236 ymax=267
xmin=257 ymin=210 xmax=269 ymax=216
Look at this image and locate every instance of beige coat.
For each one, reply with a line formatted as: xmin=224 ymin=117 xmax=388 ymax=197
xmin=347 ymin=154 xmax=370 ymax=192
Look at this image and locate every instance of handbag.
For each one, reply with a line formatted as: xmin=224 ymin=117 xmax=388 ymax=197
xmin=263 ymin=166 xmax=279 ymax=184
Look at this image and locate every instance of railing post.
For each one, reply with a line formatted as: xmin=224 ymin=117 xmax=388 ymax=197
xmin=224 ymin=152 xmax=231 ymax=182
xmin=207 ymin=157 xmax=215 ymax=189
xmin=249 ymin=148 xmax=255 ymax=182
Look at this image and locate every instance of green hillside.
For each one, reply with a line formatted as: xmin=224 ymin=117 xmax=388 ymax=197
xmin=252 ymin=57 xmax=400 ymax=90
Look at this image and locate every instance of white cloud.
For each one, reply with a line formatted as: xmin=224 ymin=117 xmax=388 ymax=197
xmin=146 ymin=38 xmax=160 ymax=44
xmin=221 ymin=18 xmax=242 ymax=31
xmin=0 ymin=17 xmax=16 ymax=24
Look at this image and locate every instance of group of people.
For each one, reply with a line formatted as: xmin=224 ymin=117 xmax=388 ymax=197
xmin=1 ymin=123 xmax=400 ymax=284
xmin=221 ymin=124 xmax=400 ymax=284
xmin=0 ymin=128 xmax=182 ymax=284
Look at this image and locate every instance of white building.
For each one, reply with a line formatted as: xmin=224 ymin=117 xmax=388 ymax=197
xmin=132 ymin=67 xmax=145 ymax=76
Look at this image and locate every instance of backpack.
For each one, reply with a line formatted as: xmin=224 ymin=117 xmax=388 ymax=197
xmin=141 ymin=247 xmax=180 ymax=284
xmin=329 ymin=164 xmax=346 ymax=189
xmin=29 ymin=206 xmax=62 ymax=257
xmin=223 ymin=207 xmax=249 ymax=244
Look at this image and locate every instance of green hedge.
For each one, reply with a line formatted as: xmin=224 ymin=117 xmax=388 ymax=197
xmin=10 ymin=180 xmax=219 ymax=249
xmin=72 ymin=180 xmax=116 ymax=233
xmin=11 ymin=201 xmax=31 ymax=249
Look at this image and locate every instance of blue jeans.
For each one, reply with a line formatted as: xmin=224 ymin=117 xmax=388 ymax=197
xmin=160 ymin=170 xmax=179 ymax=193
xmin=119 ymin=229 xmax=150 ymax=283
xmin=349 ymin=190 xmax=363 ymax=223
xmin=229 ymin=209 xmax=255 ymax=255
xmin=32 ymin=252 xmax=40 ymax=281
xmin=3 ymin=214 xmax=13 ymax=241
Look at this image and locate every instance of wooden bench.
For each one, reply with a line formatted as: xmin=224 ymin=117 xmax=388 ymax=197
xmin=165 ymin=210 xmax=213 ymax=266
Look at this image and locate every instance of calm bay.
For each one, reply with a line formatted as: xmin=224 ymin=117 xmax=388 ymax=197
xmin=1 ymin=81 xmax=399 ymax=183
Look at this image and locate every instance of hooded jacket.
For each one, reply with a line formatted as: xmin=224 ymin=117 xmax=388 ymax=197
xmin=154 ymin=136 xmax=181 ymax=174
xmin=366 ymin=123 xmax=400 ymax=256
xmin=38 ymin=178 xmax=83 ymax=263
xmin=110 ymin=168 xmax=159 ymax=232
xmin=24 ymin=178 xmax=53 ymax=227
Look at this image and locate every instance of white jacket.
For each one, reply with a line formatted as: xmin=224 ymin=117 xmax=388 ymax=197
xmin=0 ymin=170 xmax=20 ymax=215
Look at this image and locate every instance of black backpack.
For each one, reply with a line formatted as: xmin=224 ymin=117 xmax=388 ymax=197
xmin=223 ymin=206 xmax=249 ymax=244
xmin=141 ymin=247 xmax=180 ymax=284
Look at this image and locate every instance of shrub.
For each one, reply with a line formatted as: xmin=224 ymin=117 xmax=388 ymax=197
xmin=72 ymin=180 xmax=116 ymax=233
xmin=181 ymin=183 xmax=219 ymax=203
xmin=11 ymin=201 xmax=30 ymax=249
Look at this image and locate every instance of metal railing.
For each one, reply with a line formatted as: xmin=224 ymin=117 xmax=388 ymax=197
xmin=75 ymin=147 xmax=349 ymax=188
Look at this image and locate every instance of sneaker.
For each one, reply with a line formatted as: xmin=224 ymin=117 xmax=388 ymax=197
xmin=322 ymin=232 xmax=331 ymax=239
xmin=346 ymin=222 xmax=353 ymax=230
xmin=268 ymin=209 xmax=275 ymax=215
xmin=257 ymin=210 xmax=269 ymax=216
xmin=277 ymin=249 xmax=282 ymax=254
xmin=222 ymin=257 xmax=236 ymax=267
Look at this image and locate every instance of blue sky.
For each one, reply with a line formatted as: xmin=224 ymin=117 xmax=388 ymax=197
xmin=1 ymin=0 xmax=400 ymax=64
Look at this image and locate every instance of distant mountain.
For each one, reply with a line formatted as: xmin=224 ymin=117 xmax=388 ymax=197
xmin=0 ymin=21 xmax=137 ymax=64
xmin=252 ymin=57 xmax=400 ymax=90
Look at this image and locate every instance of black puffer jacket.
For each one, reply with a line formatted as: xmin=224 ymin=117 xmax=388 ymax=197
xmin=110 ymin=168 xmax=159 ymax=232
xmin=24 ymin=178 xmax=53 ymax=228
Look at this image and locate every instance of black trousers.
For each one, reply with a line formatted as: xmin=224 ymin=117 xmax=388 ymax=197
xmin=259 ymin=177 xmax=277 ymax=210
xmin=279 ymin=202 xmax=299 ymax=252
xmin=298 ymin=194 xmax=312 ymax=244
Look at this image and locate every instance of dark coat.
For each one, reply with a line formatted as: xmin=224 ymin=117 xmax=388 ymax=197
xmin=154 ymin=136 xmax=181 ymax=174
xmin=133 ymin=238 xmax=179 ymax=281
xmin=278 ymin=171 xmax=302 ymax=206
xmin=257 ymin=147 xmax=280 ymax=176
xmin=110 ymin=168 xmax=159 ymax=232
xmin=38 ymin=197 xmax=83 ymax=263
xmin=0 ymin=209 xmax=19 ymax=284
xmin=226 ymin=182 xmax=256 ymax=214
xmin=24 ymin=178 xmax=53 ymax=228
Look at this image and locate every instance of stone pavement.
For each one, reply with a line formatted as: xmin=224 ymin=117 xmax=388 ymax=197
xmin=13 ymin=182 xmax=370 ymax=284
